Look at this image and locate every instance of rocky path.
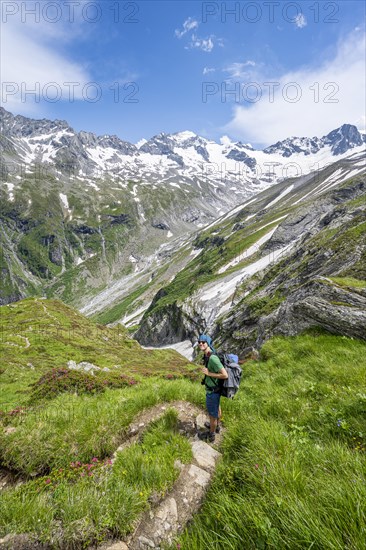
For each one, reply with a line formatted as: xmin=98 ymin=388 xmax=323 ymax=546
xmin=98 ymin=400 xmax=223 ymax=550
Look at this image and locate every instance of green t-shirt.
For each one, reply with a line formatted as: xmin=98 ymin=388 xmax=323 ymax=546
xmin=205 ymin=354 xmax=224 ymax=393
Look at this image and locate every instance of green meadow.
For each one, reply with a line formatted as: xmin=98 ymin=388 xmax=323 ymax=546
xmin=0 ymin=299 xmax=365 ymax=548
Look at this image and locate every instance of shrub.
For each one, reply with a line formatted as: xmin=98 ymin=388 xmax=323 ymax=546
xmin=28 ymin=368 xmax=138 ymax=402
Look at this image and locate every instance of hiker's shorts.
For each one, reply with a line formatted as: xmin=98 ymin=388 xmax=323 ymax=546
xmin=206 ymin=391 xmax=220 ymax=418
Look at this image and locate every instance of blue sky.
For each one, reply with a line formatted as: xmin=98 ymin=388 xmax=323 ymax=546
xmin=1 ymin=0 xmax=365 ymax=147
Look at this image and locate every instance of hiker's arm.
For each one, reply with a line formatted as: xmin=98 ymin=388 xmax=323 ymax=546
xmin=202 ymin=367 xmax=228 ymax=379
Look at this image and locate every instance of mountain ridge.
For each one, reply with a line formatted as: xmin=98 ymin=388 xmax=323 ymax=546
xmin=2 ymin=106 xmax=365 ymax=155
xmin=1 ymin=107 xmax=366 ymax=186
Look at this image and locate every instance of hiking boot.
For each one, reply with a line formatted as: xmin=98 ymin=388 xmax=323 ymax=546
xmin=204 ymin=421 xmax=220 ymax=433
xmin=208 ymin=431 xmax=216 ymax=442
xmin=198 ymin=431 xmax=216 ymax=443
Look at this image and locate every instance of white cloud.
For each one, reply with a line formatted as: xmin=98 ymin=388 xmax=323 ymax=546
xmin=224 ymin=61 xmax=257 ymax=79
xmin=187 ymin=34 xmax=224 ymax=53
xmin=294 ymin=14 xmax=307 ymax=28
xmin=0 ymin=3 xmax=92 ymax=114
xmin=188 ymin=34 xmax=215 ymax=52
xmin=203 ymin=67 xmax=216 ymax=75
xmin=175 ymin=17 xmax=199 ymax=39
xmin=224 ymin=30 xmax=366 ymax=145
xmin=175 ymin=15 xmax=223 ymax=53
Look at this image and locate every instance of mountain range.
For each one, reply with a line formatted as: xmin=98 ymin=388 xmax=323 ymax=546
xmin=1 ymin=107 xmax=365 ymax=190
xmin=0 ymin=107 xmax=365 ymax=355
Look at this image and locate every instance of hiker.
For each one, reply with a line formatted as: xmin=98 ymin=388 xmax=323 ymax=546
xmin=197 ymin=334 xmax=228 ymax=443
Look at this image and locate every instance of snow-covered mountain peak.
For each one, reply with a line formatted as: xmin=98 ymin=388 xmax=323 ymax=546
xmin=1 ymin=108 xmax=365 ymax=210
xmin=0 ymin=106 xmax=71 ymax=138
xmin=136 ymin=138 xmax=148 ymax=149
xmin=324 ymin=124 xmax=366 ymax=155
xmin=172 ymin=130 xmax=198 ymax=142
xmin=263 ymin=124 xmax=365 ymax=158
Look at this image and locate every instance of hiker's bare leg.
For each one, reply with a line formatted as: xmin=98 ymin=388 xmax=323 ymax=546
xmin=210 ymin=415 xmax=217 ymax=433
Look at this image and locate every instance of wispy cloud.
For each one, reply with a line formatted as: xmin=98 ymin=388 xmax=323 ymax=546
xmin=175 ymin=17 xmax=199 ymax=39
xmin=224 ymin=29 xmax=366 ymax=145
xmin=294 ymin=14 xmax=307 ymax=28
xmin=203 ymin=67 xmax=216 ymax=75
xmin=188 ymin=34 xmax=214 ymax=52
xmin=224 ymin=61 xmax=257 ymax=79
xmin=188 ymin=34 xmax=224 ymax=53
xmin=175 ymin=16 xmax=223 ymax=53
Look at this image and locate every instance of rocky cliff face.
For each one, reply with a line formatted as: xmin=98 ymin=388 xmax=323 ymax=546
xmin=260 ymin=279 xmax=366 ymax=341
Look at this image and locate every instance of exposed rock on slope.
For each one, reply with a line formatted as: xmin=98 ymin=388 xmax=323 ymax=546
xmin=135 ymin=165 xmax=366 ymax=352
xmin=268 ymin=280 xmax=366 ymax=339
xmin=217 ymin=179 xmax=366 ymax=353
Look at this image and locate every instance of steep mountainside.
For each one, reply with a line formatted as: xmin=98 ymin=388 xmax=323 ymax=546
xmin=1 ymin=107 xmax=365 ymax=311
xmin=134 ymin=155 xmax=366 ymax=353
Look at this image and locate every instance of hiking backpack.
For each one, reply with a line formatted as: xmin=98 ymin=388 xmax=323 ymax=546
xmin=217 ymin=353 xmax=242 ymax=399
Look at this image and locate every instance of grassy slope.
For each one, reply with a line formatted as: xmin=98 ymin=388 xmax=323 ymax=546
xmin=0 ymin=310 xmax=365 ymax=548
xmin=0 ymin=298 xmax=197 ymax=412
xmin=174 ymin=331 xmax=366 ymax=550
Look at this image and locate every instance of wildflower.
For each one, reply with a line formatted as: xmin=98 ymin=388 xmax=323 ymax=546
xmin=45 ymin=479 xmax=51 ymax=484
xmin=255 ymin=464 xmax=259 ymax=470
xmin=91 ymin=457 xmax=98 ymax=463
xmin=337 ymin=419 xmax=342 ymax=427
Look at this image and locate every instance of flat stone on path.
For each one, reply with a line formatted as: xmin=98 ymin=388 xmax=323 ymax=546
xmin=186 ymin=463 xmax=211 ymax=488
xmin=191 ymin=440 xmax=221 ymax=472
xmin=195 ymin=413 xmax=208 ymax=430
